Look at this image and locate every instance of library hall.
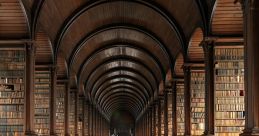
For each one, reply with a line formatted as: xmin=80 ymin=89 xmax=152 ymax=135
xmin=0 ymin=0 xmax=258 ymax=136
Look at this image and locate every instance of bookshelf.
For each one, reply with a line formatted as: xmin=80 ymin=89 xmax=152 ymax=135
xmin=176 ymin=83 xmax=185 ymax=136
xmin=214 ymin=47 xmax=245 ymax=136
xmin=167 ymin=92 xmax=173 ymax=136
xmin=190 ymin=71 xmax=205 ymax=135
xmin=84 ymin=102 xmax=89 ymax=136
xmin=78 ymin=97 xmax=83 ymax=136
xmin=155 ymin=104 xmax=159 ymax=136
xmin=160 ymin=99 xmax=165 ymax=136
xmin=56 ymin=84 xmax=65 ymax=136
xmin=0 ymin=48 xmax=25 ymax=136
xmin=34 ymin=70 xmax=51 ymax=135
xmin=69 ymin=91 xmax=76 ymax=135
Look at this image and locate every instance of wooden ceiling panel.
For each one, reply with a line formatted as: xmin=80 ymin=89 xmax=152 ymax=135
xmin=35 ymin=30 xmax=53 ymax=63
xmin=57 ymin=53 xmax=67 ymax=78
xmin=39 ymin=0 xmax=87 ymax=42
xmin=174 ymin=53 xmax=184 ymax=76
xmin=0 ymin=0 xmax=28 ymax=38
xmin=211 ymin=0 xmax=243 ymax=35
xmin=188 ymin=28 xmax=204 ymax=61
xmin=155 ymin=0 xmax=202 ymax=40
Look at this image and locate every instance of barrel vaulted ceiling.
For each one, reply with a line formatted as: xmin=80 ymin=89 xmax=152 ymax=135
xmin=0 ymin=0 xmax=243 ymax=120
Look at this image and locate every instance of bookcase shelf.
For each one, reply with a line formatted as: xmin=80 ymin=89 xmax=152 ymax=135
xmin=56 ymin=84 xmax=65 ymax=135
xmin=214 ymin=47 xmax=245 ymax=136
xmin=0 ymin=49 xmax=25 ymax=136
xmin=78 ymin=97 xmax=83 ymax=136
xmin=34 ymin=70 xmax=51 ymax=136
xmin=69 ymin=91 xmax=76 ymax=135
xmin=176 ymin=83 xmax=185 ymax=136
xmin=167 ymin=92 xmax=173 ymax=136
xmin=84 ymin=102 xmax=89 ymax=136
xmin=191 ymin=71 xmax=205 ymax=135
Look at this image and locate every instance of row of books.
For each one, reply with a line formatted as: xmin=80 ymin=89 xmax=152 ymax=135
xmin=0 ymin=91 xmax=24 ymax=98
xmin=215 ymin=84 xmax=244 ymax=90
xmin=0 ymin=71 xmax=24 ymax=77
xmin=191 ymin=93 xmax=205 ymax=98
xmin=216 ymin=98 xmax=244 ymax=104
xmin=0 ymin=119 xmax=23 ymax=124
xmin=0 ymin=99 xmax=24 ymax=104
xmin=0 ymin=64 xmax=24 ymax=70
xmin=0 ymin=78 xmax=23 ymax=84
xmin=35 ymin=109 xmax=49 ymax=113
xmin=0 ymin=51 xmax=25 ymax=58
xmin=215 ymin=90 xmax=244 ymax=97
xmin=0 ymin=105 xmax=23 ymax=111
xmin=191 ymin=103 xmax=205 ymax=107
xmin=0 ymin=85 xmax=24 ymax=92
xmin=215 ymin=61 xmax=244 ymax=69
xmin=215 ymin=111 xmax=245 ymax=119
xmin=191 ymin=98 xmax=205 ymax=103
xmin=215 ymin=120 xmax=245 ymax=126
xmin=214 ymin=48 xmax=244 ymax=60
xmin=215 ymin=69 xmax=244 ymax=76
xmin=216 ymin=104 xmax=244 ymax=111
xmin=35 ymin=119 xmax=50 ymax=123
xmin=0 ymin=112 xmax=23 ymax=118
xmin=216 ymin=76 xmax=244 ymax=83
xmin=191 ymin=107 xmax=205 ymax=112
xmin=215 ymin=126 xmax=244 ymax=132
xmin=0 ymin=125 xmax=23 ymax=131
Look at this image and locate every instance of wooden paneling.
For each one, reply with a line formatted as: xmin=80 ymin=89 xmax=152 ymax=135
xmin=154 ymin=0 xmax=202 ymax=40
xmin=174 ymin=53 xmax=184 ymax=76
xmin=0 ymin=0 xmax=28 ymax=38
xmin=57 ymin=54 xmax=67 ymax=78
xmin=212 ymin=0 xmax=243 ymax=35
xmin=39 ymin=0 xmax=87 ymax=42
xmin=188 ymin=28 xmax=204 ymax=61
xmin=35 ymin=30 xmax=53 ymax=63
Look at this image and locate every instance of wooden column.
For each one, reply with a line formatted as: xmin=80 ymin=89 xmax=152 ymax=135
xmin=50 ymin=67 xmax=57 ymax=136
xmin=25 ymin=44 xmax=36 ymax=136
xmin=172 ymin=81 xmax=177 ymax=136
xmin=164 ymin=91 xmax=169 ymax=136
xmin=65 ymin=82 xmax=70 ymax=136
xmin=184 ymin=66 xmax=191 ymax=136
xmin=241 ymin=1 xmax=259 ymax=135
xmin=201 ymin=39 xmax=215 ymax=135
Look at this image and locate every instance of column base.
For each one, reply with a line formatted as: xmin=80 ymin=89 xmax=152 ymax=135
xmin=241 ymin=128 xmax=259 ymax=136
xmin=24 ymin=131 xmax=37 ymax=136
